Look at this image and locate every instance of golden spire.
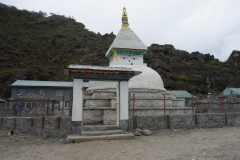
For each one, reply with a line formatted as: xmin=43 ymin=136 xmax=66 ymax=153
xmin=122 ymin=7 xmax=129 ymax=27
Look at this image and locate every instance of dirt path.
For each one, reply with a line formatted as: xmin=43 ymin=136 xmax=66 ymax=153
xmin=1 ymin=127 xmax=240 ymax=160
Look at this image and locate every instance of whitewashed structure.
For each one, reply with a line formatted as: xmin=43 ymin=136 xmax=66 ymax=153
xmin=86 ymin=8 xmax=191 ymax=124
xmin=66 ymin=8 xmax=192 ymax=134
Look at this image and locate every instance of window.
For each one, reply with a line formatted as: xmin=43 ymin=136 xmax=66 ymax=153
xmin=56 ymin=90 xmax=64 ymax=96
xmin=65 ymin=101 xmax=70 ymax=108
xmin=53 ymin=102 xmax=60 ymax=111
xmin=37 ymin=89 xmax=46 ymax=96
xmin=25 ymin=102 xmax=36 ymax=110
xmin=17 ymin=89 xmax=26 ymax=95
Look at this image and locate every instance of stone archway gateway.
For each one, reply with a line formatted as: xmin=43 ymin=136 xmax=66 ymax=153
xmin=64 ymin=65 xmax=141 ymax=134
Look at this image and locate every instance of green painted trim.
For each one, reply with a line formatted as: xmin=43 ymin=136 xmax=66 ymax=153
xmin=107 ymin=49 xmax=146 ymax=60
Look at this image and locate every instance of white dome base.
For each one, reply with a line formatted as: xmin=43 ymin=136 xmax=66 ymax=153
xmin=87 ymin=65 xmax=166 ymax=92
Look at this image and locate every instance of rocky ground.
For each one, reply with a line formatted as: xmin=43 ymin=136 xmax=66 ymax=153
xmin=1 ymin=126 xmax=240 ymax=160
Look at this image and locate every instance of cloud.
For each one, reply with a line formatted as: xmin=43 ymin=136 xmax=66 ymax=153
xmin=1 ymin=0 xmax=240 ymax=61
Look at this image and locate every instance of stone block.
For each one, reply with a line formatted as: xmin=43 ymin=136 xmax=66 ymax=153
xmin=59 ymin=116 xmax=72 ymax=137
xmin=172 ymin=99 xmax=185 ymax=107
xmin=231 ymin=104 xmax=240 ymax=112
xmin=72 ymin=121 xmax=81 ymax=134
xmin=136 ymin=116 xmax=168 ymax=130
xmin=133 ymin=109 xmax=164 ymax=116
xmin=130 ymin=92 xmax=163 ymax=99
xmin=142 ymin=130 xmax=152 ymax=136
xmin=15 ymin=117 xmax=33 ymax=133
xmin=110 ymin=98 xmax=117 ymax=108
xmin=92 ymin=92 xmax=115 ymax=98
xmin=44 ymin=117 xmax=60 ymax=138
xmin=227 ymin=113 xmax=240 ymax=126
xmin=130 ymin=100 xmax=172 ymax=109
xmin=1 ymin=117 xmax=15 ymax=130
xmin=119 ymin=120 xmax=129 ymax=132
xmin=83 ymin=109 xmax=103 ymax=124
xmin=86 ymin=99 xmax=110 ymax=107
xmin=32 ymin=117 xmax=44 ymax=136
xmin=128 ymin=117 xmax=133 ymax=131
xmin=103 ymin=110 xmax=116 ymax=125
xmin=169 ymin=114 xmax=196 ymax=129
xmin=197 ymin=113 xmax=225 ymax=128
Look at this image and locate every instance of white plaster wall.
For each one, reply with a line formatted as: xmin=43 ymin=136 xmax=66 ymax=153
xmin=120 ymin=81 xmax=128 ymax=120
xmin=110 ymin=55 xmax=144 ymax=66
xmin=72 ymin=79 xmax=83 ymax=121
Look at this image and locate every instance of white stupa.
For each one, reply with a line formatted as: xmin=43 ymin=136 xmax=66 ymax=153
xmin=88 ymin=8 xmax=166 ymax=92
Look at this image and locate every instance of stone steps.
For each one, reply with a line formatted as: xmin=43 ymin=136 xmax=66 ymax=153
xmin=66 ymin=125 xmax=135 ymax=143
xmin=66 ymin=133 xmax=135 ymax=143
xmin=81 ymin=125 xmax=120 ymax=131
xmin=81 ymin=130 xmax=123 ymax=136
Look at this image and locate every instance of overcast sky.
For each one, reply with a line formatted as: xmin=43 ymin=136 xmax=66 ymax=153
xmin=1 ymin=0 xmax=240 ymax=62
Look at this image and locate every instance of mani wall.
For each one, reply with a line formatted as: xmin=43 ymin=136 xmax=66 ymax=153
xmin=1 ymin=113 xmax=240 ymax=138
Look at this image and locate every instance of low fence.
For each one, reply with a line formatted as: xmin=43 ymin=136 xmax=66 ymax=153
xmin=1 ymin=113 xmax=240 ymax=138
xmin=133 ymin=112 xmax=240 ymax=130
xmin=0 ymin=116 xmax=72 ymax=138
xmin=195 ymin=102 xmax=240 ymax=113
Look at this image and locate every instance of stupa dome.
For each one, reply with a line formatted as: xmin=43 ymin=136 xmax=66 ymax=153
xmin=87 ymin=65 xmax=166 ymax=91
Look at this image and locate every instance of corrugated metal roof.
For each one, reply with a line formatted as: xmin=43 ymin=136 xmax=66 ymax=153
xmin=228 ymin=88 xmax=240 ymax=95
xmin=11 ymin=80 xmax=73 ymax=87
xmin=0 ymin=98 xmax=6 ymax=103
xmin=11 ymin=80 xmax=89 ymax=88
xmin=167 ymin=90 xmax=199 ymax=99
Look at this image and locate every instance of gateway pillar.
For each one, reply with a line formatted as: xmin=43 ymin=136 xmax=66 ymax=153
xmin=72 ymin=79 xmax=83 ymax=134
xmin=119 ymin=81 xmax=129 ymax=131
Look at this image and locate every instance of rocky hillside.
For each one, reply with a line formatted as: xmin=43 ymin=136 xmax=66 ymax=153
xmin=0 ymin=3 xmax=239 ymax=99
xmin=146 ymin=44 xmax=240 ymax=95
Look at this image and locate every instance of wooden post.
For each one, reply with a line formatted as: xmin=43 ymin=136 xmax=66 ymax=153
xmin=19 ymin=101 xmax=22 ymax=117
xmin=164 ymin=95 xmax=166 ymax=115
xmin=4 ymin=102 xmax=8 ymax=117
xmin=192 ymin=94 xmax=194 ymax=113
xmin=220 ymin=96 xmax=224 ymax=113
xmin=46 ymin=97 xmax=49 ymax=116
xmin=132 ymin=93 xmax=135 ymax=116
xmin=35 ymin=99 xmax=38 ymax=117
xmin=62 ymin=95 xmax=64 ymax=116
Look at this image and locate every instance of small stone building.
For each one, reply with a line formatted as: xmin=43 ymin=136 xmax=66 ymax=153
xmin=167 ymin=90 xmax=199 ymax=107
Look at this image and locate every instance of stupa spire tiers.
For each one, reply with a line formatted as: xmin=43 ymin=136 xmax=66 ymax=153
xmin=122 ymin=7 xmax=129 ymax=27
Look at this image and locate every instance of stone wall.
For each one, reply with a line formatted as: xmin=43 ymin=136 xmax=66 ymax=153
xmin=2 ymin=113 xmax=240 ymax=138
xmin=195 ymin=102 xmax=240 ymax=113
xmin=132 ymin=113 xmax=240 ymax=130
xmin=0 ymin=116 xmax=72 ymax=138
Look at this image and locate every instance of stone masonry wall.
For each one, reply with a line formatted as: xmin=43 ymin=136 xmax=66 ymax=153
xmin=0 ymin=116 xmax=72 ymax=138
xmin=132 ymin=113 xmax=240 ymax=130
xmin=195 ymin=102 xmax=240 ymax=113
xmin=2 ymin=113 xmax=240 ymax=138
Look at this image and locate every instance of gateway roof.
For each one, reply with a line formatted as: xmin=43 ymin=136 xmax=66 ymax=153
xmin=11 ymin=80 xmax=73 ymax=87
xmin=11 ymin=80 xmax=89 ymax=88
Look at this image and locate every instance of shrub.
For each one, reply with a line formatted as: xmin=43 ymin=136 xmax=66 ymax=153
xmin=178 ymin=75 xmax=187 ymax=81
